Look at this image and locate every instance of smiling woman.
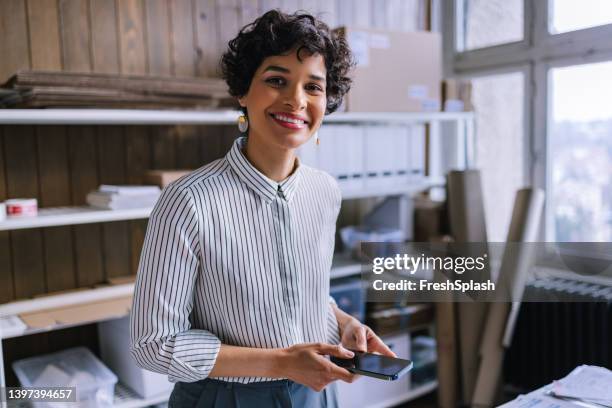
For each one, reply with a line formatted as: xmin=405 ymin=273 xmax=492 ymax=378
xmin=130 ymin=9 xmax=395 ymax=408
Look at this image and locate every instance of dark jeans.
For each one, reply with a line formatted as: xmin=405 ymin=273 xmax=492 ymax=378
xmin=168 ymin=378 xmax=339 ymax=408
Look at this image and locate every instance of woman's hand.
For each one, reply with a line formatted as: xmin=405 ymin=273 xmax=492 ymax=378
xmin=340 ymin=318 xmax=397 ymax=357
xmin=278 ymin=343 xmax=357 ymax=391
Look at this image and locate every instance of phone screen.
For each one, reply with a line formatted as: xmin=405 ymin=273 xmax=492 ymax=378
xmin=331 ymin=351 xmax=413 ymax=380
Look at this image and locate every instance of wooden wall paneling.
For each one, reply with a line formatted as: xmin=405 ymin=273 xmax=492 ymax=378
xmin=125 ymin=126 xmax=151 ymax=275
xmin=26 ymin=0 xmax=62 ymax=70
xmin=2 ymin=332 xmax=49 ymax=386
xmin=238 ymin=0 xmax=260 ymax=27
xmin=0 ymin=130 xmax=15 ymax=303
xmin=175 ymin=126 xmax=201 ymax=169
xmin=221 ymin=125 xmax=237 ymax=156
xmin=194 ymin=0 xmax=220 ymax=77
xmin=0 ymin=0 xmax=29 ymax=300
xmin=169 ymin=1 xmax=199 ymax=174
xmin=117 ymin=0 xmax=147 ymax=278
xmin=28 ymin=0 xmax=76 ymax=295
xmin=198 ymin=126 xmax=223 ymax=166
xmin=4 ymin=127 xmax=45 ymax=298
xmin=60 ymin=0 xmax=108 ymax=289
xmin=145 ymin=2 xmax=175 ymax=173
xmin=68 ymin=126 xmax=105 ymax=287
xmin=37 ymin=126 xmax=77 ymax=293
xmin=0 ymin=0 xmax=30 ymax=83
xmin=169 ymin=0 xmax=196 ymax=77
xmin=98 ymin=128 xmax=131 ymax=280
xmin=2 ymin=324 xmax=99 ymax=386
xmin=144 ymin=0 xmax=172 ymax=76
xmin=117 ymin=0 xmax=148 ymax=75
xmin=216 ymin=0 xmax=241 ymax=59
xmin=89 ymin=0 xmax=120 ymax=73
xmin=151 ymin=126 xmax=177 ymax=169
xmin=58 ymin=0 xmax=92 ymax=72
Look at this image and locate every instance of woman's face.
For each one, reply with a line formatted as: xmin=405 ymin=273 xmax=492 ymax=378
xmin=238 ymin=48 xmax=327 ymax=151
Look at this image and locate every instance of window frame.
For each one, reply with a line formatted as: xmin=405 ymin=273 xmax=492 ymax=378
xmin=442 ymin=0 xmax=612 ymax=242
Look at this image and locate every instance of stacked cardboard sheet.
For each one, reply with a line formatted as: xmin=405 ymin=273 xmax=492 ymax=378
xmin=0 ymin=70 xmax=236 ymax=109
xmin=86 ymin=185 xmax=161 ymax=210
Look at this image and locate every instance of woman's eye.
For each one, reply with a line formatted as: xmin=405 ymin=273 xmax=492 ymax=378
xmin=306 ymin=83 xmax=324 ymax=93
xmin=265 ymin=77 xmax=285 ymax=86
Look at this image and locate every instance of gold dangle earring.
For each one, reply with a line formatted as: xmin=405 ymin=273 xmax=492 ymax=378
xmin=315 ymin=131 xmax=320 ymax=145
xmin=237 ymin=114 xmax=249 ymax=133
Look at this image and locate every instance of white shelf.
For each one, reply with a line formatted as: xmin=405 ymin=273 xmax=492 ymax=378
xmin=0 ymin=108 xmax=473 ymax=125
xmin=340 ymin=176 xmax=444 ymax=200
xmin=0 ymin=177 xmax=442 ymax=232
xmin=330 ymin=252 xmax=362 ymax=279
xmin=325 ymin=111 xmax=473 ymax=124
xmin=0 ymin=206 xmax=153 ymax=231
xmin=0 ymin=253 xmax=360 ymax=340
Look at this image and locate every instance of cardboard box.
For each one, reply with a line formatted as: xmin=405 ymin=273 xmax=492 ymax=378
xmin=336 ymin=27 xmax=442 ymax=112
xmin=98 ymin=316 xmax=174 ymax=399
xmin=144 ymin=169 xmax=192 ymax=188
xmin=442 ymin=78 xmax=474 ymax=112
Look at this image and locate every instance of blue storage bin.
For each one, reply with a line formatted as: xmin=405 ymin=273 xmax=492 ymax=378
xmin=330 ymin=278 xmax=366 ymax=322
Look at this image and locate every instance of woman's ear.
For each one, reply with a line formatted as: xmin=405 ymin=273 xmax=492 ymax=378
xmin=238 ymin=96 xmax=247 ymax=107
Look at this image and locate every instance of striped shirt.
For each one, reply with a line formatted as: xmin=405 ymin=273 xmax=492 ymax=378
xmin=130 ymin=136 xmax=342 ymax=384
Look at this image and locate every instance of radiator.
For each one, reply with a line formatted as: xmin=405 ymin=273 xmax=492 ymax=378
xmin=504 ymin=278 xmax=612 ymax=391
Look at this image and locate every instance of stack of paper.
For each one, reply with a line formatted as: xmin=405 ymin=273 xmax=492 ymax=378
xmin=86 ymin=185 xmax=160 ymax=210
xmin=550 ymin=365 xmax=612 ymax=407
xmin=500 ymin=365 xmax=612 ymax=408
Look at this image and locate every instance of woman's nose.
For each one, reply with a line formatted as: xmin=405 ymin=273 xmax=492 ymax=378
xmin=283 ymin=86 xmax=306 ymax=111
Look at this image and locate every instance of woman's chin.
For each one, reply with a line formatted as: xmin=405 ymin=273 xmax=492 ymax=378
xmin=269 ymin=131 xmax=312 ymax=150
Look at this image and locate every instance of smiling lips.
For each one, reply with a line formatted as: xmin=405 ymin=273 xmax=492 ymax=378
xmin=270 ymin=112 xmax=308 ymax=129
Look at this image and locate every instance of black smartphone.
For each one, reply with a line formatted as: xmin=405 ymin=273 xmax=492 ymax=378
xmin=330 ymin=351 xmax=413 ymax=381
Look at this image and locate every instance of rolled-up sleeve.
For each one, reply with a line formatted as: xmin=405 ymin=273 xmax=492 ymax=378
xmin=130 ymin=183 xmax=221 ymax=383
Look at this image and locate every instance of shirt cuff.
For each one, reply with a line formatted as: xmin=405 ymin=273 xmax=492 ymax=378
xmin=327 ymin=301 xmax=341 ymax=345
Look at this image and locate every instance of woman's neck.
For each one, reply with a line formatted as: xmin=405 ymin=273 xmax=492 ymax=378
xmin=243 ymin=136 xmax=297 ymax=182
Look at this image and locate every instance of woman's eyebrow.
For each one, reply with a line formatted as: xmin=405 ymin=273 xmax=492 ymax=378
xmin=263 ymin=65 xmax=290 ymax=74
xmin=263 ymin=65 xmax=325 ymax=82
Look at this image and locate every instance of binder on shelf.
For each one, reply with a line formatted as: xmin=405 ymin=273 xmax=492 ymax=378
xmin=336 ymin=125 xmax=365 ymax=190
xmin=332 ymin=125 xmax=350 ymax=188
xmin=391 ymin=125 xmax=411 ymax=185
xmin=410 ymin=125 xmax=426 ymax=181
xmin=297 ymin=132 xmax=318 ymax=168
xmin=364 ymin=126 xmax=388 ymax=187
xmin=315 ymin=125 xmax=338 ymax=178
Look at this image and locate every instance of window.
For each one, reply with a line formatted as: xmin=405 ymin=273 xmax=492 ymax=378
xmin=458 ymin=0 xmax=523 ymax=51
xmin=549 ymin=61 xmax=612 ymax=242
xmin=549 ymin=0 xmax=612 ymax=34
xmin=471 ymin=72 xmax=525 ymax=241
xmin=445 ymin=0 xmax=612 ymax=251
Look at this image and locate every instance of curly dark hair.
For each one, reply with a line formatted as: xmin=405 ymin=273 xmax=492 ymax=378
xmin=221 ymin=9 xmax=354 ymax=115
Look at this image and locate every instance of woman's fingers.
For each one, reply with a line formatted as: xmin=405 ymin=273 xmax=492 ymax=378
xmin=351 ymin=323 xmax=368 ymax=352
xmin=367 ymin=334 xmax=397 ymax=357
xmin=328 ymin=363 xmax=355 ymax=383
xmin=316 ymin=343 xmax=354 ymax=359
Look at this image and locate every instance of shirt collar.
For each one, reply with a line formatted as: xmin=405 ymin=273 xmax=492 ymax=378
xmin=226 ymin=137 xmax=302 ymax=204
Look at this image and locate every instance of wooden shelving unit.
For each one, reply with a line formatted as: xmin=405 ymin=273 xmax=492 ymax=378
xmin=0 ymin=108 xmax=474 ymax=406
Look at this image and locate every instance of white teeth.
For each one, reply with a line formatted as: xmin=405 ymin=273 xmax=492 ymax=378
xmin=273 ymin=114 xmax=305 ymax=124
